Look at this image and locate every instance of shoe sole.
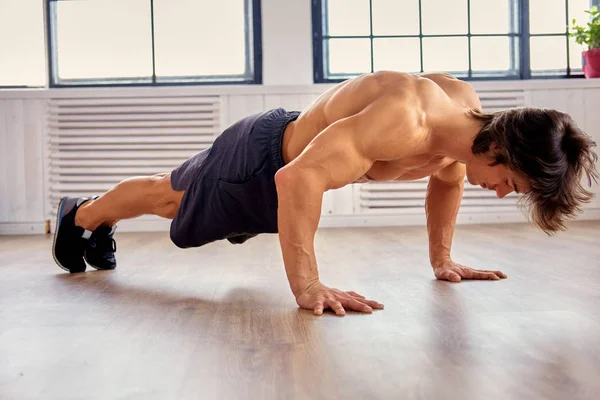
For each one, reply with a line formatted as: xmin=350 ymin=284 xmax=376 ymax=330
xmin=51 ymin=197 xmax=77 ymax=273
xmin=84 ymin=252 xmax=116 ymax=271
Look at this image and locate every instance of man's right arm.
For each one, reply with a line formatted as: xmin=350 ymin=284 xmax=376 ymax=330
xmin=274 ymin=97 xmax=420 ymax=315
xmin=274 ymin=116 xmax=372 ymax=299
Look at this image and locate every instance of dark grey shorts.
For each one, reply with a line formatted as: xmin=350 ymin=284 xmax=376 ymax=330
xmin=169 ymin=108 xmax=301 ymax=248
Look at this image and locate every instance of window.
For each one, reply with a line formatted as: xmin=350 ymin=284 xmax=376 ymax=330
xmin=312 ymin=0 xmax=595 ymax=81
xmin=0 ymin=0 xmax=46 ymax=87
xmin=529 ymin=0 xmax=590 ymax=76
xmin=47 ymin=0 xmax=262 ymax=86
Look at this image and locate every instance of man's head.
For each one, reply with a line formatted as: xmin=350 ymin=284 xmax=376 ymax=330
xmin=464 ymin=107 xmax=598 ymax=234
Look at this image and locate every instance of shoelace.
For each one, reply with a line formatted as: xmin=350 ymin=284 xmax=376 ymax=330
xmin=89 ymin=236 xmax=117 ymax=253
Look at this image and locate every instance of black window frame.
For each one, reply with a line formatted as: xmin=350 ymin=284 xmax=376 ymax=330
xmin=46 ymin=0 xmax=262 ymax=87
xmin=312 ymin=0 xmax=593 ymax=82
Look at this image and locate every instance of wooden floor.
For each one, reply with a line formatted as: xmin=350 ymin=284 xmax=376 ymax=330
xmin=1 ymin=222 xmax=599 ymax=400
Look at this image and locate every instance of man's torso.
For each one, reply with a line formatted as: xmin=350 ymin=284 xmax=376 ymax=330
xmin=280 ymin=71 xmax=481 ymax=183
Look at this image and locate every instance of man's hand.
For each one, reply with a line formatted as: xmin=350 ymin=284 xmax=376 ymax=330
xmin=295 ymin=280 xmax=384 ymax=316
xmin=433 ymin=260 xmax=507 ymax=282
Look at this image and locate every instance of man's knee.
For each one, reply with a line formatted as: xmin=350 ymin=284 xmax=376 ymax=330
xmin=148 ymin=173 xmax=183 ymax=219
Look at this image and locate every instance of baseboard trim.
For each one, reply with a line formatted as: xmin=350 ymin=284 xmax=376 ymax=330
xmin=110 ymin=219 xmax=172 ymax=233
xmin=0 ymin=222 xmax=47 ymax=235
xmin=319 ymin=209 xmax=600 ymax=228
xmin=2 ymin=209 xmax=599 ymax=235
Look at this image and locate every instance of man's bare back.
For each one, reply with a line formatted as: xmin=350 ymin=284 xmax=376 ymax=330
xmin=281 ymin=71 xmax=479 ymax=183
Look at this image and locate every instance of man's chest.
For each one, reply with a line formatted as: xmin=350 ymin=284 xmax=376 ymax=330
xmin=356 ymin=155 xmax=455 ymax=183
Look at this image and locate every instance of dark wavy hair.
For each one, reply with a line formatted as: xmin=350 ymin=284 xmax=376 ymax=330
xmin=469 ymin=107 xmax=598 ymax=234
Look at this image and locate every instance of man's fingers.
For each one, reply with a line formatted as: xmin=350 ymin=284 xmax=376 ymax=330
xmin=362 ymin=299 xmax=384 ymax=309
xmin=478 ymin=269 xmax=507 ymax=279
xmin=437 ymin=269 xmax=462 ymax=282
xmin=313 ymin=301 xmax=324 ymax=315
xmin=328 ymin=300 xmax=346 ymax=316
xmin=346 ymin=291 xmax=366 ymax=299
xmin=489 ymin=270 xmax=508 ymax=279
xmin=340 ymin=297 xmax=373 ymax=313
xmin=467 ymin=270 xmax=500 ymax=280
xmin=346 ymin=292 xmax=384 ymax=309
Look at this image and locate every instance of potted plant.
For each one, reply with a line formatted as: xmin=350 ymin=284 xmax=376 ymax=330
xmin=571 ymin=6 xmax=600 ymax=78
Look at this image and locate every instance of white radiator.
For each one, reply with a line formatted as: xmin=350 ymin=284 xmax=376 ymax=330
xmin=357 ymin=89 xmax=526 ymax=215
xmin=47 ymin=95 xmax=221 ymax=224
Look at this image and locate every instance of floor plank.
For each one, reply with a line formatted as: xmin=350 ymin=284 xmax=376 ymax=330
xmin=1 ymin=222 xmax=599 ymax=400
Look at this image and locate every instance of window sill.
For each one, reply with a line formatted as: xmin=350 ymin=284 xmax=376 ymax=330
xmin=1 ymin=78 xmax=600 ymax=99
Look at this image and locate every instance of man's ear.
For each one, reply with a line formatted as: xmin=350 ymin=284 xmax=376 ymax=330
xmin=489 ymin=142 xmax=500 ymax=153
xmin=487 ymin=142 xmax=506 ymax=166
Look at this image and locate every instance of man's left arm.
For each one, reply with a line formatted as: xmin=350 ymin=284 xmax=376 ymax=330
xmin=426 ymin=162 xmax=507 ymax=281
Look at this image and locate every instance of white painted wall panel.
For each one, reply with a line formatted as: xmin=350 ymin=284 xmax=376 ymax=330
xmin=583 ymin=88 xmax=600 ymax=209
xmin=261 ymin=0 xmax=312 ymax=85
xmin=224 ymin=95 xmax=265 ymax=127
xmin=2 ymin=83 xmax=600 ymax=234
xmin=263 ymin=94 xmax=283 ymax=110
xmin=0 ymin=100 xmax=8 ymax=222
xmin=22 ymin=99 xmax=46 ymax=222
xmin=4 ymin=100 xmax=27 ymax=221
xmin=0 ymin=99 xmax=45 ymax=226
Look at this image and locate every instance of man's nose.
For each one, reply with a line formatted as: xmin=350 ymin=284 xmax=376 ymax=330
xmin=496 ymin=185 xmax=512 ymax=199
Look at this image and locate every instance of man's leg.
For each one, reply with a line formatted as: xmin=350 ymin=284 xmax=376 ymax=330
xmin=74 ymin=173 xmax=183 ymax=231
xmin=52 ymin=173 xmax=183 ymax=273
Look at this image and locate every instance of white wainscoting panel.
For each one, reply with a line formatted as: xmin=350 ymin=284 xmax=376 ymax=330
xmin=47 ymin=95 xmax=221 ymax=228
xmin=1 ymin=82 xmax=600 ymax=235
xmin=0 ymin=99 xmax=46 ymax=233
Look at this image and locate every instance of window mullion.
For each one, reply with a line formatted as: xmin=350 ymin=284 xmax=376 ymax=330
xmin=150 ymin=0 xmax=156 ymax=83
xmin=565 ymin=0 xmax=571 ymax=75
xmin=46 ymin=0 xmax=57 ymax=87
xmin=519 ymin=0 xmax=531 ymax=79
xmin=467 ymin=0 xmax=472 ymax=78
xmin=418 ymin=0 xmax=424 ymax=72
xmin=369 ymin=0 xmax=374 ymax=73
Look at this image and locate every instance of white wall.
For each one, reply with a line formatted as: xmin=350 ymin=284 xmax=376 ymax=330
xmin=261 ymin=0 xmax=313 ymax=85
xmin=0 ymin=98 xmax=47 ymax=234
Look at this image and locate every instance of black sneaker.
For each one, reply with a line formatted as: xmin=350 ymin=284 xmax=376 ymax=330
xmin=85 ymin=226 xmax=117 ymax=270
xmin=52 ymin=197 xmax=95 ymax=273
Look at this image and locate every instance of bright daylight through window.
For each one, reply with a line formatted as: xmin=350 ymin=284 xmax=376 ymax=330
xmin=313 ymin=0 xmax=594 ymax=81
xmin=47 ymin=0 xmax=260 ymax=86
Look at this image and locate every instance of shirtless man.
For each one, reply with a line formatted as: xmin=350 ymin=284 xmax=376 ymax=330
xmin=52 ymin=71 xmax=598 ymax=316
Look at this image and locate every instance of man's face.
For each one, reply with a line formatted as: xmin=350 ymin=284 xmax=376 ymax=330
xmin=465 ymin=153 xmax=529 ymax=198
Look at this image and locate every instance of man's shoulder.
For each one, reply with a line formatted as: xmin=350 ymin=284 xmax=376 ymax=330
xmin=416 ymin=73 xmax=481 ymax=109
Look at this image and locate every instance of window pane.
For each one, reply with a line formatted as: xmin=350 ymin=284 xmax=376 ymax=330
xmin=373 ymin=38 xmax=421 ymax=72
xmin=471 ymin=37 xmax=511 ymax=71
xmin=55 ymin=0 xmax=153 ymax=81
xmin=154 ymin=0 xmax=246 ymax=78
xmin=421 ymin=0 xmax=467 ymax=35
xmin=530 ymin=0 xmax=566 ymax=34
xmin=569 ymin=0 xmax=592 ymax=69
xmin=569 ymin=0 xmax=591 ymax=29
xmin=422 ymin=37 xmax=469 ymax=72
xmin=0 ymin=0 xmax=45 ymax=86
xmin=326 ymin=0 xmax=370 ymax=36
xmin=372 ymin=0 xmax=420 ymax=35
xmin=569 ymin=37 xmax=585 ymax=70
xmin=328 ymin=39 xmax=372 ymax=74
xmin=470 ymin=0 xmax=513 ymax=34
xmin=530 ymin=36 xmax=567 ymax=72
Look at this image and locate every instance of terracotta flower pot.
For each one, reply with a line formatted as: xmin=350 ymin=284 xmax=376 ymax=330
xmin=582 ymin=48 xmax=600 ymax=78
